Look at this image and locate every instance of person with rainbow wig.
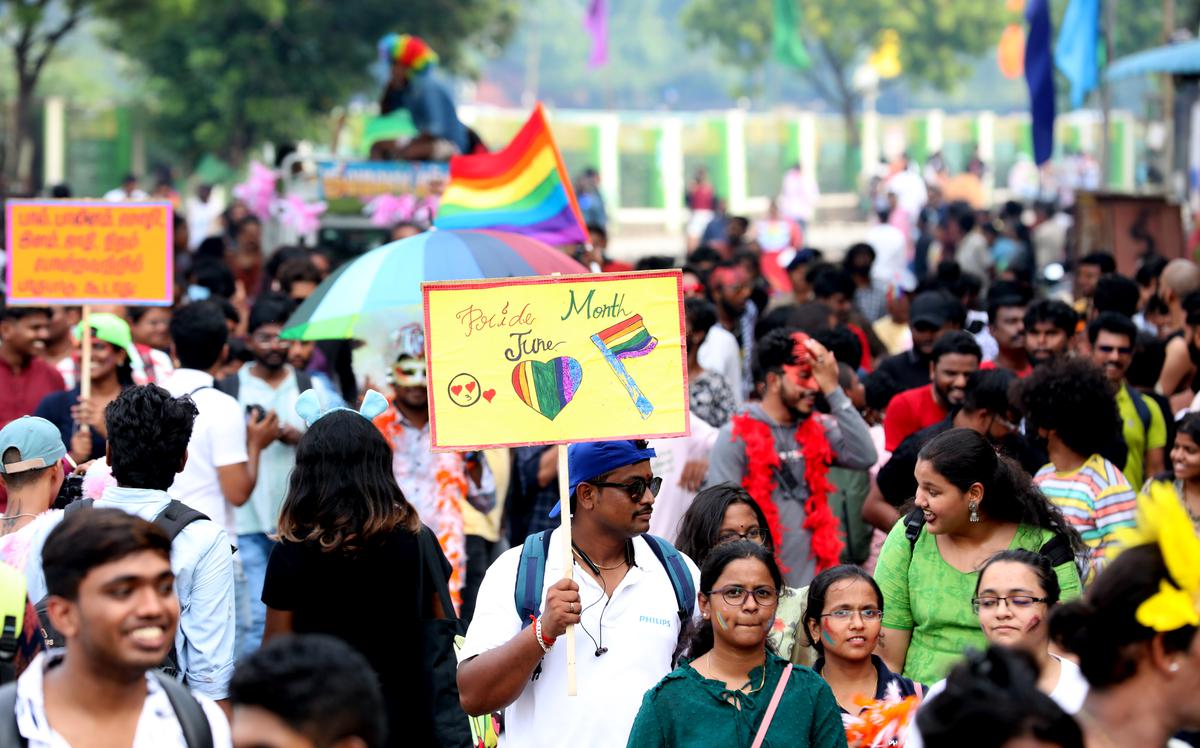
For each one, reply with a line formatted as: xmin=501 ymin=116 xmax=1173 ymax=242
xmin=377 ymin=33 xmax=471 ymax=160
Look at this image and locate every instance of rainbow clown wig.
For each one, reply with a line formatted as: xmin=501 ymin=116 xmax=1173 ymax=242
xmin=378 ymin=33 xmax=438 ymax=73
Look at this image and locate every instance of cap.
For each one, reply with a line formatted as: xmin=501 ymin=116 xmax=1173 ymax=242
xmin=785 ymin=248 xmax=820 ymax=273
xmin=75 ymin=313 xmax=139 ymax=365
xmin=783 ymin=331 xmax=819 ymax=390
xmin=547 ymin=440 xmax=658 ymax=518
xmin=0 ymin=416 xmax=66 ymax=474
xmin=910 ymin=291 xmax=953 ymax=328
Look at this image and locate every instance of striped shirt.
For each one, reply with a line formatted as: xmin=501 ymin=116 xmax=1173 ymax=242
xmin=1034 ymin=453 xmax=1137 ymax=577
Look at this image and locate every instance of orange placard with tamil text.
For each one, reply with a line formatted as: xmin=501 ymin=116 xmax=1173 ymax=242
xmin=5 ymin=200 xmax=173 ymax=306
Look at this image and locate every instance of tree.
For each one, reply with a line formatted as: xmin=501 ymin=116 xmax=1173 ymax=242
xmin=101 ymin=0 xmax=516 ymax=166
xmin=681 ymin=0 xmax=1003 ymax=154
xmin=0 ymin=0 xmax=88 ymax=193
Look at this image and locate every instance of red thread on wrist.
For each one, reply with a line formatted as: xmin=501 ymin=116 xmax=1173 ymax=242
xmin=530 ymin=614 xmax=557 ymax=645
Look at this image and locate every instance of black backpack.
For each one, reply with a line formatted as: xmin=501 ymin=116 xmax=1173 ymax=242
xmin=0 ymin=667 xmax=213 ymax=747
xmin=902 ymin=507 xmax=1076 ymax=568
xmin=35 ymin=499 xmax=209 ymax=679
xmin=215 ymin=370 xmax=312 ymax=400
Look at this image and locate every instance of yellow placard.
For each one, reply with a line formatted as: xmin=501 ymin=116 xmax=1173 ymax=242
xmin=5 ymin=200 xmax=173 ymax=306
xmin=424 ymin=270 xmax=690 ymax=451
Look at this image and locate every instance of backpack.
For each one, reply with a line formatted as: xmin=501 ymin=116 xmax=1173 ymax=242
xmin=513 ymin=531 xmax=696 ymax=633
xmin=214 ymin=369 xmax=312 ymax=400
xmin=0 ymin=564 xmax=26 ymax=685
xmin=1124 ymin=383 xmax=1152 ymax=436
xmin=902 ymin=507 xmax=1076 ymax=568
xmin=36 ymin=499 xmax=209 ymax=679
xmin=0 ymin=668 xmax=213 ymax=747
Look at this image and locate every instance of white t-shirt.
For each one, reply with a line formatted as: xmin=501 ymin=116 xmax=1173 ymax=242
xmin=909 ymin=655 xmax=1089 ymax=748
xmin=161 ymin=368 xmax=249 ymax=542
xmin=459 ymin=530 xmax=699 ymax=748
xmin=648 ymin=415 xmax=718 ymax=544
xmin=698 ymin=325 xmax=743 ymax=406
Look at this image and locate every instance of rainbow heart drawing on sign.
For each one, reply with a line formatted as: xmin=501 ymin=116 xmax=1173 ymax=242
xmin=511 ymin=356 xmax=584 ymax=421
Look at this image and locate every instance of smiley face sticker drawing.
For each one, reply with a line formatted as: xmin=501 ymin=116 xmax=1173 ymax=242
xmin=447 ymin=373 xmax=483 ymax=407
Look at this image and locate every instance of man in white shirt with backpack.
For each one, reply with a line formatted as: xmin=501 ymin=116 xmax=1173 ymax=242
xmin=458 ymin=440 xmax=699 ymax=747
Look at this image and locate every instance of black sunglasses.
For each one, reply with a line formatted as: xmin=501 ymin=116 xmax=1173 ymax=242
xmin=589 ymin=476 xmax=663 ymax=501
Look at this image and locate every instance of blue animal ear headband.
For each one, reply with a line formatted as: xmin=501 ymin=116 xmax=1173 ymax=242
xmin=295 ymin=389 xmax=390 ymax=427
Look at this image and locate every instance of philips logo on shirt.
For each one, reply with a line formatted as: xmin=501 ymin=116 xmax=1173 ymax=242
xmin=640 ymin=615 xmax=671 ymax=627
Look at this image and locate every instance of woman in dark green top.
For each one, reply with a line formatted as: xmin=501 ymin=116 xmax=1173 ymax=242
xmin=627 ymin=541 xmax=847 ymax=748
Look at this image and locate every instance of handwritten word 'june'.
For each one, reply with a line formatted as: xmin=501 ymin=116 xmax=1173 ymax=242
xmin=504 ymin=330 xmax=565 ymax=362
xmin=456 ymin=303 xmax=535 ymax=338
xmin=560 ymin=290 xmax=629 ymax=321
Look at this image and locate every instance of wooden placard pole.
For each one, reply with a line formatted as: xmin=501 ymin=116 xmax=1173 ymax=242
xmin=78 ymin=305 xmax=92 ymax=435
xmin=557 ymin=443 xmax=577 ymax=696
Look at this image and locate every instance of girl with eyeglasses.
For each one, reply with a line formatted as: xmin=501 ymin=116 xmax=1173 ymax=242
xmin=803 ymin=565 xmax=918 ymax=717
xmin=907 ymin=550 xmax=1088 ymax=748
xmin=873 ymin=428 xmax=1085 ymax=685
xmin=627 ymin=541 xmax=846 ymax=747
xmin=676 ymin=484 xmax=814 ymax=665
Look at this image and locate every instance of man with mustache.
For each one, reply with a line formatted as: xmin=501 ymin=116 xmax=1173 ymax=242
xmin=458 ymin=440 xmax=698 ymax=747
xmin=217 ymin=293 xmax=311 ymax=656
xmin=3 ymin=508 xmax=230 ymax=745
xmin=982 ymin=288 xmax=1032 ymax=376
xmin=1022 ymin=299 xmax=1076 ymax=367
xmin=1088 ymin=312 xmax=1166 ymax=490
xmin=709 ymin=329 xmax=876 ymax=586
xmin=883 ymin=332 xmax=982 ymax=452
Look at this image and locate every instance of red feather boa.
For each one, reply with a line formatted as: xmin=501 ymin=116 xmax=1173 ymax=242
xmin=730 ymin=412 xmax=843 ymax=574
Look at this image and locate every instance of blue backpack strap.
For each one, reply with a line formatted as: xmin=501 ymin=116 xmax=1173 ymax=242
xmin=513 ymin=530 xmax=553 ymax=629
xmin=642 ymin=535 xmax=696 ymax=623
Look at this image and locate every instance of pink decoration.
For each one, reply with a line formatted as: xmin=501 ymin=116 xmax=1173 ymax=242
xmin=82 ymin=460 xmax=117 ymax=500
xmin=364 ymin=193 xmax=418 ymax=227
xmin=275 ymin=195 xmax=327 ymax=235
xmin=232 ymin=161 xmax=278 ymax=221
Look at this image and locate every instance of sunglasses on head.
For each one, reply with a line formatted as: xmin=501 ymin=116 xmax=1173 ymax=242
xmin=588 ymin=476 xmax=663 ymax=501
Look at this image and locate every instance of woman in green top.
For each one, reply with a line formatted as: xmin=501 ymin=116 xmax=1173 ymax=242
xmin=874 ymin=428 xmax=1084 ymax=685
xmin=627 ymin=541 xmax=847 ymax=748
xmin=676 ymin=484 xmax=814 ymax=665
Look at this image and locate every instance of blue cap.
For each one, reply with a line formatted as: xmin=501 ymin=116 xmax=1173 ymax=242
xmin=547 ymin=440 xmax=658 ymax=518
xmin=0 ymin=416 xmax=66 ymax=474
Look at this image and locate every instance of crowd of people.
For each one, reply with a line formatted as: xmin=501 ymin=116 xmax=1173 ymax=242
xmin=4 ymin=150 xmax=1200 ymax=748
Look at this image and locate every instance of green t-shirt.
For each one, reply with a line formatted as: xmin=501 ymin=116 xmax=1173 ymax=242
xmin=626 ymin=651 xmax=848 ymax=748
xmin=873 ymin=520 xmax=1083 ymax=684
xmin=1115 ymin=383 xmax=1166 ymax=490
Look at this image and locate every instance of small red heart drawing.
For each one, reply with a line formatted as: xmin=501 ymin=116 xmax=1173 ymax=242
xmin=482 ymin=389 xmax=496 ymax=403
xmin=466 ymin=381 xmax=476 ymax=393
xmin=451 ymin=385 xmax=463 ymax=396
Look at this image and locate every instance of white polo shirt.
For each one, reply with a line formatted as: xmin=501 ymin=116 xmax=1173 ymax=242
xmin=460 ymin=530 xmax=699 ymax=748
xmin=160 ymin=368 xmax=248 ymax=542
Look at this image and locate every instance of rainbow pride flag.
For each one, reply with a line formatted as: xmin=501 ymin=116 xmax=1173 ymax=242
xmin=595 ymin=315 xmax=657 ymax=359
xmin=433 ymin=104 xmax=589 ymax=245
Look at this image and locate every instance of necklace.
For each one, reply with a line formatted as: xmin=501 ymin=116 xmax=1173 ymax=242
xmin=701 ymin=652 xmax=768 ymax=694
xmin=572 ymin=545 xmax=627 ymax=571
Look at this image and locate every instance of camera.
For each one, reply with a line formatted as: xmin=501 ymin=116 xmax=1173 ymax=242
xmin=53 ymin=473 xmax=84 ymax=510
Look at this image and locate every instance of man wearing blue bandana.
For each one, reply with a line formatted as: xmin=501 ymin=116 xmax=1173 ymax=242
xmin=458 ymin=439 xmax=699 ymax=747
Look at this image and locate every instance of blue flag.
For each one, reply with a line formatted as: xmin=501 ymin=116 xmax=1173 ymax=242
xmin=1055 ymin=0 xmax=1100 ymax=108
xmin=1025 ymin=0 xmax=1056 ymax=165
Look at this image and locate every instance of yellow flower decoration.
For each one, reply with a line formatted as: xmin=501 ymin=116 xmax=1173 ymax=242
xmin=1117 ymin=481 xmax=1200 ymax=632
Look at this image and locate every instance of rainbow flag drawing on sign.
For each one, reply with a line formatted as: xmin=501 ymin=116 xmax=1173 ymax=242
xmin=595 ymin=314 xmax=658 ymax=359
xmin=433 ymin=104 xmax=588 ymax=246
xmin=592 ymin=315 xmax=657 ymax=419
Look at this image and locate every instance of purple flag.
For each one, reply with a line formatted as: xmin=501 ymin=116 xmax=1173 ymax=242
xmin=1024 ymin=0 xmax=1056 ymax=165
xmin=584 ymin=0 xmax=608 ymax=68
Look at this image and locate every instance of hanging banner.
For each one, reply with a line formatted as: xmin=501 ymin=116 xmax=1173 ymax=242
xmin=5 ymin=199 xmax=173 ymax=306
xmin=424 ymin=270 xmax=689 ymax=451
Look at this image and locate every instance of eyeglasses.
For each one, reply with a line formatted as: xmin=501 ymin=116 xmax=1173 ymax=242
xmin=705 ymin=585 xmax=780 ymax=607
xmin=1095 ymin=344 xmax=1132 ymax=356
xmin=971 ymin=595 xmax=1048 ymax=613
xmin=716 ymin=527 xmax=768 ymax=545
xmin=820 ymin=608 xmax=883 ymax=621
xmin=589 ymin=476 xmax=663 ymax=501
xmin=251 ymin=332 xmax=288 ymax=346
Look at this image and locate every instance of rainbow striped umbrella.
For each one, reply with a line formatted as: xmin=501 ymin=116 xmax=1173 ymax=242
xmin=280 ymin=229 xmax=586 ymax=341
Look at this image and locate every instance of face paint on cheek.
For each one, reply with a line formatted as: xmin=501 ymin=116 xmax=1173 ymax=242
xmin=821 ymin=627 xmax=836 ymax=647
xmin=714 ymin=610 xmax=728 ymax=632
xmin=1025 ymin=615 xmax=1042 ymax=633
